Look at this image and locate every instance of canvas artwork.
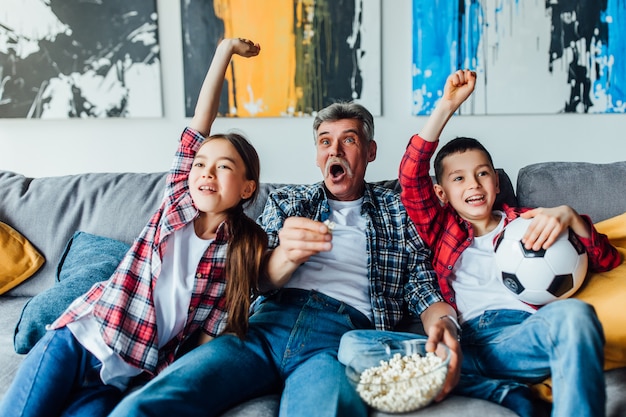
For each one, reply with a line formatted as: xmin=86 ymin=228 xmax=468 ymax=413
xmin=412 ymin=0 xmax=626 ymax=115
xmin=0 ymin=0 xmax=162 ymax=119
xmin=181 ymin=0 xmax=381 ymax=118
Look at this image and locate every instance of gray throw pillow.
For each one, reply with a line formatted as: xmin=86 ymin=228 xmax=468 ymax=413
xmin=13 ymin=231 xmax=130 ymax=354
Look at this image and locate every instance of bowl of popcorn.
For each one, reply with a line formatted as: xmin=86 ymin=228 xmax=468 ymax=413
xmin=345 ymin=339 xmax=450 ymax=414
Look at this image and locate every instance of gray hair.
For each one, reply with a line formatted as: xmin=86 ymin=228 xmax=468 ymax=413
xmin=312 ymin=102 xmax=375 ymax=143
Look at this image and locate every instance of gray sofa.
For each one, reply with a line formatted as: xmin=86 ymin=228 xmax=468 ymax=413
xmin=1 ymin=161 xmax=625 ymax=416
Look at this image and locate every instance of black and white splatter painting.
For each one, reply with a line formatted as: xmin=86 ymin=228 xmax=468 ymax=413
xmin=0 ymin=0 xmax=162 ymax=119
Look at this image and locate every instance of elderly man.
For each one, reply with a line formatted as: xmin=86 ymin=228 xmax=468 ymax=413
xmin=109 ymin=102 xmax=461 ymax=417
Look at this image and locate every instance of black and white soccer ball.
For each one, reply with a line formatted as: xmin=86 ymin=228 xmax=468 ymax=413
xmin=493 ymin=217 xmax=588 ymax=305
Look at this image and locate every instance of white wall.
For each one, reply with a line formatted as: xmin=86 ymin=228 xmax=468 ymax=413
xmin=1 ymin=0 xmax=625 ymax=187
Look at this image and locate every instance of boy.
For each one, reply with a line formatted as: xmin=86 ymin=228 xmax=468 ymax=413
xmin=339 ymin=69 xmax=620 ymax=416
xmin=397 ymin=69 xmax=621 ymax=416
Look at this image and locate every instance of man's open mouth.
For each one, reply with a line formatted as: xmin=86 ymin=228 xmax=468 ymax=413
xmin=325 ymin=157 xmax=352 ymax=180
xmin=330 ymin=163 xmax=345 ymax=178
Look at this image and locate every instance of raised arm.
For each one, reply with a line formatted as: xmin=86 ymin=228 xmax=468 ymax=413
xmin=189 ymin=38 xmax=260 ymax=136
xmin=419 ymin=69 xmax=476 ymax=142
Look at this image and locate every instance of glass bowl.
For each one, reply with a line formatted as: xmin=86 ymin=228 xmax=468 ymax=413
xmin=345 ymin=339 xmax=450 ymax=414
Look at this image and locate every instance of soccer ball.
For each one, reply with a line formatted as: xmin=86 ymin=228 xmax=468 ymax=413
xmin=493 ymin=217 xmax=588 ymax=305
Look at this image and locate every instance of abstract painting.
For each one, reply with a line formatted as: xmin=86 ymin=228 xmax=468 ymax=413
xmin=181 ymin=0 xmax=381 ymax=117
xmin=412 ymin=0 xmax=626 ymax=115
xmin=0 ymin=0 xmax=162 ymax=119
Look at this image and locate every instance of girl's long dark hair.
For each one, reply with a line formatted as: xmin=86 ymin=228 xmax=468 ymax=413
xmin=206 ymin=133 xmax=267 ymax=339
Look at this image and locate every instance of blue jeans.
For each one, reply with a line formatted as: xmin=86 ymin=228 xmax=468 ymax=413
xmin=0 ymin=327 xmax=123 ymax=417
xmin=109 ymin=289 xmax=374 ymax=417
xmin=338 ymin=299 xmax=605 ymax=417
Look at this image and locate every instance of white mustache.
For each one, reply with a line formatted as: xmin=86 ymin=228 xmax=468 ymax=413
xmin=324 ymin=157 xmax=353 ymax=178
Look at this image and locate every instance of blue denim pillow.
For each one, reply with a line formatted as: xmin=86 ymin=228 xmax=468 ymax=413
xmin=13 ymin=231 xmax=130 ymax=354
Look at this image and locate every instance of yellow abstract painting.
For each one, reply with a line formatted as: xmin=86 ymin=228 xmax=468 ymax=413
xmin=181 ymin=0 xmax=381 ymax=117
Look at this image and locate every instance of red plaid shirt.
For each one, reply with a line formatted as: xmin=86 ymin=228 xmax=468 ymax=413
xmin=52 ymin=128 xmax=229 ymax=377
xmin=399 ymin=134 xmax=621 ymax=312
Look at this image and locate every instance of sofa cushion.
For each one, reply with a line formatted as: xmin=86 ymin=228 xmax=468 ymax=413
xmin=55 ymin=231 xmax=130 ymax=283
xmin=0 ymin=296 xmax=30 ymax=399
xmin=0 ymin=170 xmax=165 ymax=298
xmin=0 ymin=222 xmax=45 ymax=294
xmin=532 ymin=211 xmax=626 ymax=403
xmin=493 ymin=169 xmax=518 ymax=209
xmin=13 ymin=232 xmax=130 ymax=354
xmin=516 ymin=161 xmax=626 ymax=223
xmin=574 ymin=212 xmax=626 ymax=370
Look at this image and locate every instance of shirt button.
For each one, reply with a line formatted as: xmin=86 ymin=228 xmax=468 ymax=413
xmin=189 ymin=306 xmax=195 ymax=312
xmin=196 ymin=273 xmax=202 ymax=278
xmin=447 ymin=265 xmax=453 ymax=270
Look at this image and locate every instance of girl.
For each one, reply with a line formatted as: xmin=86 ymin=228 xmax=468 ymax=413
xmin=0 ymin=38 xmax=266 ymax=417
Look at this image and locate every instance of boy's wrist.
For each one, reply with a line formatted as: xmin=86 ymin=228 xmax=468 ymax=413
xmin=433 ymin=99 xmax=460 ymax=119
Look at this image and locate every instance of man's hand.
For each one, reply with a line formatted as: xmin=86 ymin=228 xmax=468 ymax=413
xmin=421 ymin=302 xmax=462 ymax=402
xmin=276 ymin=217 xmax=333 ymax=264
xmin=425 ymin=318 xmax=462 ymax=402
xmin=262 ymin=217 xmax=333 ymax=289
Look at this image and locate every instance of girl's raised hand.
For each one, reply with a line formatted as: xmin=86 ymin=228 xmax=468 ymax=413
xmin=232 ymin=37 xmax=261 ymax=57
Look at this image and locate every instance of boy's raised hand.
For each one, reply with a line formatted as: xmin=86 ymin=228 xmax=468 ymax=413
xmin=418 ymin=69 xmax=476 ymax=143
xmin=443 ymin=69 xmax=476 ymax=112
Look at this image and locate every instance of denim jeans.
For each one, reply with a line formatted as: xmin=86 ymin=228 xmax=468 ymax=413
xmin=0 ymin=327 xmax=123 ymax=417
xmin=338 ymin=299 xmax=605 ymax=417
xmin=109 ymin=289 xmax=374 ymax=417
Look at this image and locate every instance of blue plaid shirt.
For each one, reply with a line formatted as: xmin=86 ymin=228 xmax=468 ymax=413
xmin=258 ymin=181 xmax=444 ymax=330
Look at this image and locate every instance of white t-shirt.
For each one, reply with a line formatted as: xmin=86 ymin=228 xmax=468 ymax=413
xmin=285 ymin=198 xmax=372 ymax=321
xmin=68 ymin=223 xmax=211 ymax=389
xmin=451 ymin=211 xmax=535 ymax=323
xmin=153 ymin=223 xmax=212 ymax=347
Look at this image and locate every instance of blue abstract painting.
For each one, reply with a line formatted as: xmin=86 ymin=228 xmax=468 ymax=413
xmin=412 ymin=0 xmax=626 ymax=115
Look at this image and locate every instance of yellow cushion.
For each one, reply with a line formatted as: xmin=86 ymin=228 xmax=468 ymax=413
xmin=574 ymin=211 xmax=626 ymax=370
xmin=0 ymin=222 xmax=45 ymax=294
xmin=532 ymin=212 xmax=626 ymax=402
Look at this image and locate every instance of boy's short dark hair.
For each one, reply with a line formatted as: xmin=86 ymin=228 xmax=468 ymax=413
xmin=434 ymin=137 xmax=495 ymax=183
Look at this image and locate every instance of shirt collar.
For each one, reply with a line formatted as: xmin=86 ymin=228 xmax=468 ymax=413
xmin=315 ymin=180 xmax=377 ymax=214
